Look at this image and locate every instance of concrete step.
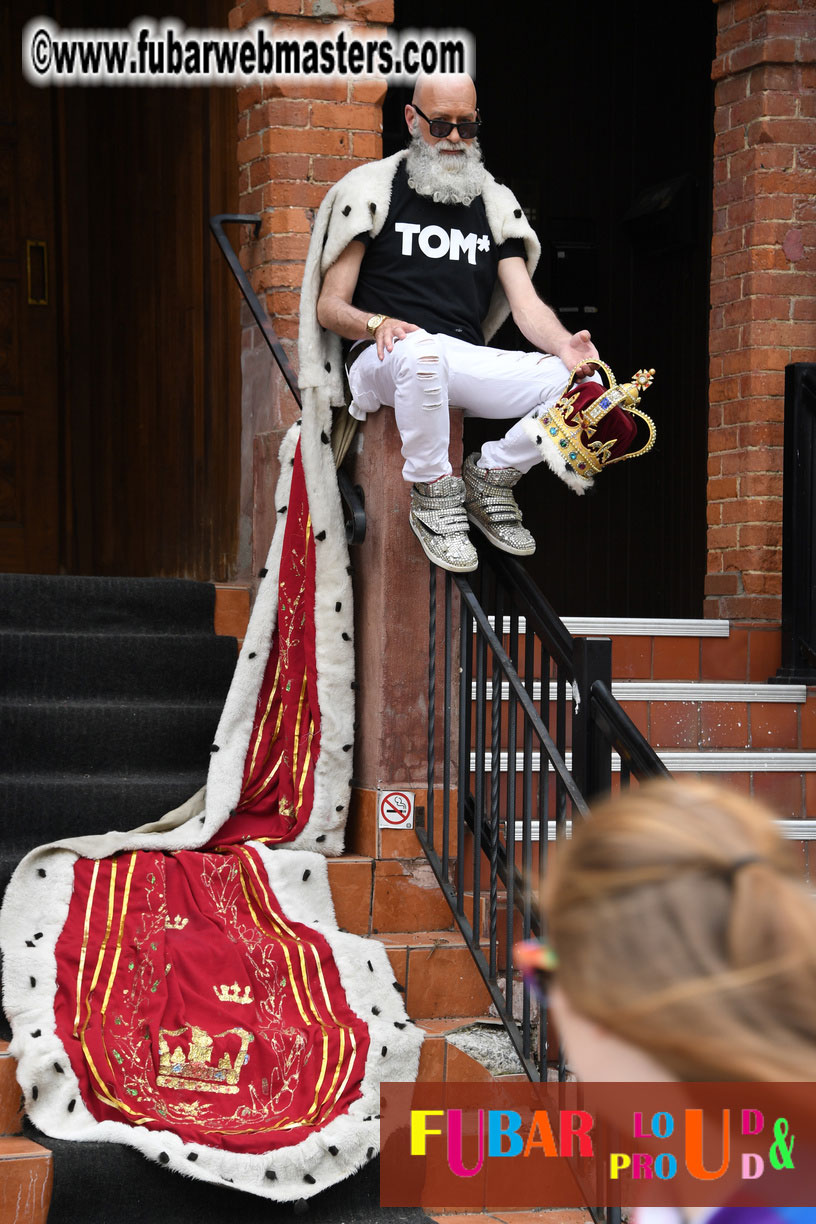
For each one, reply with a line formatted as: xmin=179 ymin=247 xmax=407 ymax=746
xmin=415 ymin=1018 xmax=530 ymax=1084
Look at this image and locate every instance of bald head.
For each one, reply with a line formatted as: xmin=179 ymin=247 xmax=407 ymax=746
xmin=412 ymin=73 xmax=476 ymax=116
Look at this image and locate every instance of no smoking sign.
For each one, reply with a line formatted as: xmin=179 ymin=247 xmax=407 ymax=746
xmin=377 ymin=789 xmax=414 ymax=829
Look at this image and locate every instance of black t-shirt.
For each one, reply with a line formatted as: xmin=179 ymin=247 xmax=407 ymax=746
xmin=351 ymin=161 xmax=526 ymax=346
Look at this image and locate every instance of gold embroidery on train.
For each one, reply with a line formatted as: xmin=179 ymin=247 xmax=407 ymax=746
xmin=157 ymin=1025 xmax=253 ymax=1094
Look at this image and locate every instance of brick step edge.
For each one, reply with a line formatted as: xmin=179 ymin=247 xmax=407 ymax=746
xmin=0 ymin=1136 xmax=54 ymax=1224
xmin=416 ymin=1018 xmax=530 ymax=1083
xmin=0 ymin=1043 xmax=23 ymax=1136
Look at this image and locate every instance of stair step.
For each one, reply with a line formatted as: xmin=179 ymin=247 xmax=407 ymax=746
xmin=0 ymin=1043 xmax=23 ymax=1136
xmin=489 ymin=616 xmax=730 ymax=636
xmin=470 ymin=749 xmax=815 ymax=816
xmin=213 ymin=584 xmax=251 ymax=641
xmin=376 ymin=931 xmax=492 ymax=1020
xmin=19 ymin=1116 xmax=393 ymax=1224
xmin=429 ymin=1213 xmax=593 ymax=1223
xmin=0 ymin=631 xmax=237 ymax=701
xmin=483 ymin=617 xmax=782 ymax=683
xmin=0 ymin=700 xmax=223 ymax=773
xmin=482 ymin=817 xmax=816 ymax=844
xmin=471 ymin=749 xmax=816 ymax=772
xmin=0 ymin=574 xmax=217 ymax=635
xmin=327 ymin=856 xmax=455 ymax=935
xmin=0 ymin=1136 xmax=53 ymax=1224
xmin=0 ymin=773 xmax=207 ymax=899
xmin=479 ymin=680 xmax=806 ymax=703
xmin=416 ymin=1018 xmax=529 ymax=1083
xmin=0 ymin=772 xmax=206 ymax=826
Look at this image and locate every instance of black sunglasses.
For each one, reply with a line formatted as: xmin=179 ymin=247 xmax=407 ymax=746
xmin=412 ymin=103 xmax=481 ymax=140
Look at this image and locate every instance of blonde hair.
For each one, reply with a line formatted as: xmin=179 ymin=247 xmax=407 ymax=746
xmin=545 ymin=778 xmax=816 ymax=1081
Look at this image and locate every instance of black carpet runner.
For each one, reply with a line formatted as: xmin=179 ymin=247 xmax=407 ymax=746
xmin=0 ymin=574 xmax=236 ymax=901
xmin=0 ymin=574 xmax=429 ymax=1224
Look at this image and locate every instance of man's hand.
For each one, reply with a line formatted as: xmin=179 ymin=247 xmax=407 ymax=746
xmin=374 ymin=317 xmax=419 ymax=359
xmin=557 ymin=329 xmax=600 ymax=380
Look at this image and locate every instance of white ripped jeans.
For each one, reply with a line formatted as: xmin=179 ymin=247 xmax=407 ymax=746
xmin=346 ymin=329 xmax=592 ymax=485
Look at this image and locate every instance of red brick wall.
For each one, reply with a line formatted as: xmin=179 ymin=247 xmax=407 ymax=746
xmin=227 ymin=0 xmax=392 ymax=574
xmin=706 ymin=0 xmax=816 ymax=622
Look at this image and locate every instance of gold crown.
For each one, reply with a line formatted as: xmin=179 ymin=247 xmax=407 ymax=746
xmin=164 ymin=914 xmax=188 ymax=931
xmin=157 ymin=1025 xmax=253 ymax=1094
xmin=213 ymin=982 xmax=254 ymax=1005
xmin=537 ymin=362 xmax=656 ymax=480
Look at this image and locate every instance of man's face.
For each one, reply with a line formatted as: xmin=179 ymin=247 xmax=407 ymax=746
xmin=404 ymin=77 xmax=478 ymax=158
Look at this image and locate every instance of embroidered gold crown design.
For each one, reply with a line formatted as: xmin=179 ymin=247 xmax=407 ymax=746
xmin=213 ymin=982 xmax=254 ymax=1005
xmin=164 ymin=914 xmax=189 ymax=931
xmin=157 ymin=1025 xmax=253 ymax=1095
xmin=536 ymin=362 xmax=656 ymax=480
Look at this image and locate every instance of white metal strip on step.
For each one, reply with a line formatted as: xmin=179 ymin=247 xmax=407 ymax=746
xmin=483 ymin=617 xmax=731 ymax=638
xmin=512 ymin=819 xmax=816 ymax=843
xmin=470 ymin=750 xmax=816 ymax=773
xmin=612 ymin=681 xmax=807 ymax=703
xmin=562 ymin=617 xmax=730 ymax=637
xmin=474 ymin=681 xmax=807 ymax=704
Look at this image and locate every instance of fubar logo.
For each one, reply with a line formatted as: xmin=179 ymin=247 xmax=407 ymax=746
xmin=380 ymin=1083 xmax=814 ymax=1212
xmin=395 ymin=222 xmax=490 ymax=263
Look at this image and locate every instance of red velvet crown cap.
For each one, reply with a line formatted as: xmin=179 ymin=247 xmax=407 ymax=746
xmin=563 ymin=382 xmax=639 ymax=462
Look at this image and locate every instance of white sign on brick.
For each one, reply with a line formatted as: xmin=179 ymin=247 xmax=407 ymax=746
xmin=377 ymin=789 xmax=414 ymax=829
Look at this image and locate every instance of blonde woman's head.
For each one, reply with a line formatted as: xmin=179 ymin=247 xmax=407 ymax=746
xmin=545 ymin=778 xmax=816 ymax=1081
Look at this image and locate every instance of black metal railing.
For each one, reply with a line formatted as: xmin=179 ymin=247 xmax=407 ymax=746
xmin=774 ymin=362 xmax=816 ymax=683
xmin=417 ymin=536 xmax=669 ymax=1085
xmin=210 ymin=213 xmax=366 ymax=544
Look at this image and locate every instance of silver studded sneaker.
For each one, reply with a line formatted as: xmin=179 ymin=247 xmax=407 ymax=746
xmin=462 ymin=453 xmax=536 ymax=556
xmin=409 ymin=475 xmax=478 ymax=573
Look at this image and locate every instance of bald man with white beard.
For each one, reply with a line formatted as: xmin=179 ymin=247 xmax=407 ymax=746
xmin=314 ymin=73 xmax=602 ymax=573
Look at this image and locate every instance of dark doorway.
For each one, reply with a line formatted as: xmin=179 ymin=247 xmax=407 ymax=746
xmin=6 ymin=0 xmax=241 ymax=580
xmin=386 ymin=0 xmax=716 ymax=617
xmin=1 ymin=3 xmax=61 ymax=573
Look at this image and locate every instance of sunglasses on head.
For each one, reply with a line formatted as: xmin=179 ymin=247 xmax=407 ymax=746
xmin=514 ymin=939 xmax=559 ymax=1005
xmin=412 ymin=103 xmax=481 ymax=140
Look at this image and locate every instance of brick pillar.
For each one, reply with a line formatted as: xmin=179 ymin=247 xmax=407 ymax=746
xmin=228 ymin=1 xmax=390 ymax=576
xmin=706 ymin=0 xmax=816 ymax=621
xmin=345 ymin=405 xmax=464 ymax=861
xmin=228 ymin=3 xmax=454 ymax=857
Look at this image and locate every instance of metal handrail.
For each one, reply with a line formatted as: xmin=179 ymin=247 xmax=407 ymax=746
xmin=209 ymin=213 xmax=366 ymax=544
xmin=418 ymin=537 xmax=670 ymax=1089
xmin=590 ymin=679 xmax=671 ymax=783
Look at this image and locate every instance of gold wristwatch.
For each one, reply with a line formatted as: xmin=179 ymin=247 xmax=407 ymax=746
xmin=366 ymin=313 xmax=388 ymax=336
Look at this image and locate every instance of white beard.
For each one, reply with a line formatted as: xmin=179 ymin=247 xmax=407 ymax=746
xmin=405 ymin=133 xmax=486 ymax=207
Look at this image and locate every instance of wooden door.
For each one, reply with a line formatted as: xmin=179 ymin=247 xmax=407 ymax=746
xmin=58 ymin=0 xmax=241 ymax=580
xmin=0 ymin=3 xmax=60 ymax=572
